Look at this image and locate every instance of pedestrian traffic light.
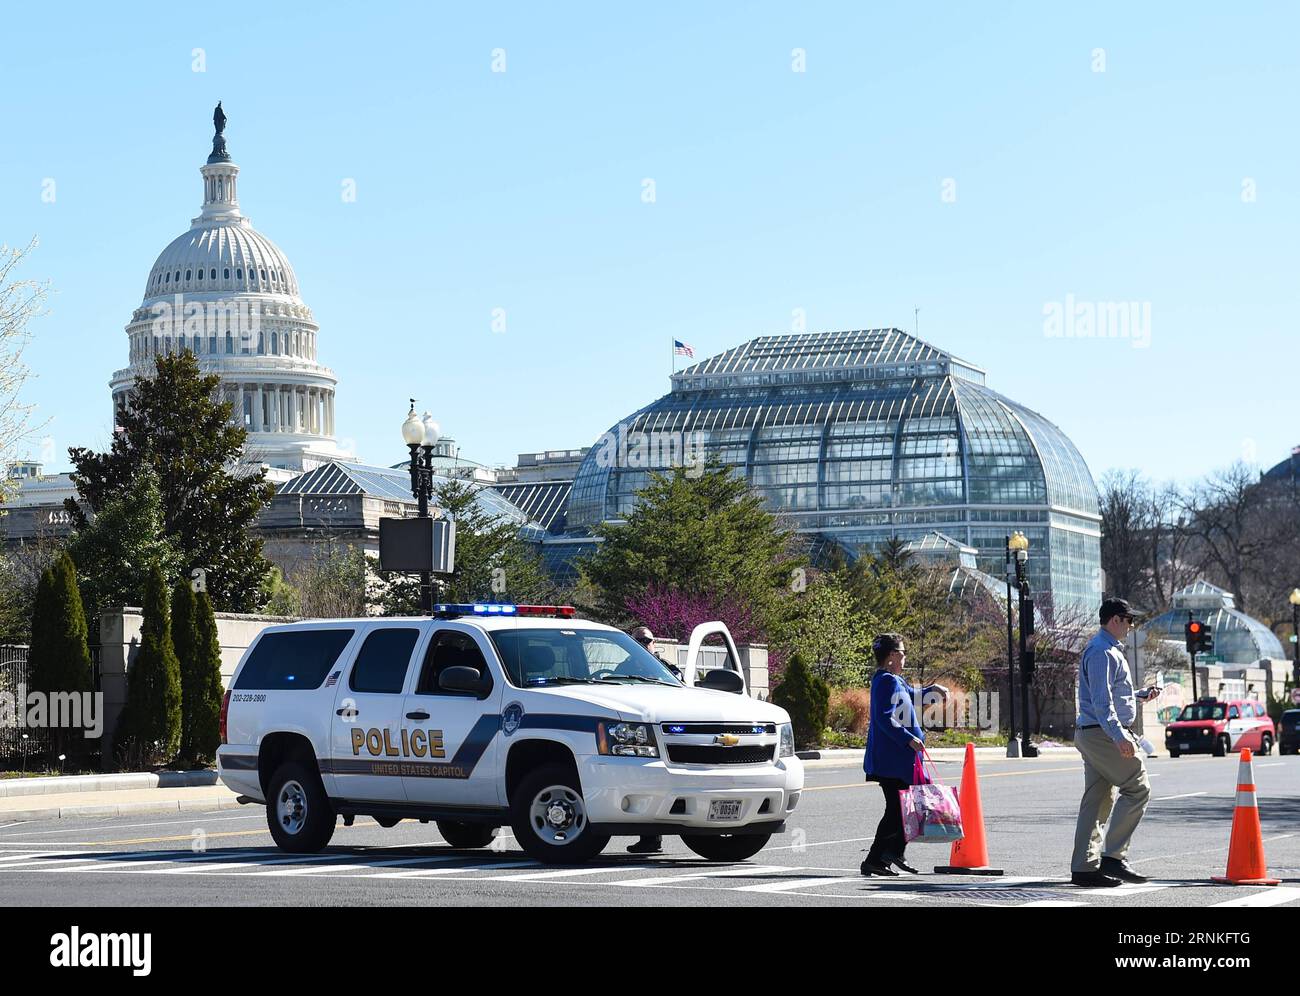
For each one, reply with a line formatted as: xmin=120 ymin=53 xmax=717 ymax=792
xmin=1185 ymin=620 xmax=1204 ymax=653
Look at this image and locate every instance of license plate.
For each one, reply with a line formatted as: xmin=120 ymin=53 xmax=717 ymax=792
xmin=1179 ymin=743 xmax=1191 ymax=750
xmin=709 ymin=800 xmax=743 ymax=821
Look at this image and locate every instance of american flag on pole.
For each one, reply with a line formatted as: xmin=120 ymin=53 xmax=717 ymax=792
xmin=673 ymin=339 xmax=695 ymax=358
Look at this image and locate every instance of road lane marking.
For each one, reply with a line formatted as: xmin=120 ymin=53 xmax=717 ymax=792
xmin=250 ymin=855 xmax=461 ymax=876
xmin=614 ymin=865 xmax=808 ymax=888
xmin=371 ymin=861 xmax=537 ymax=878
xmin=479 ymin=866 xmax=634 ymax=881
xmin=1209 ymin=887 xmax=1300 ymax=908
xmin=804 ymin=766 xmax=1082 ymax=793
xmin=0 ymin=823 xmax=28 ymax=830
xmin=766 ymin=836 xmax=872 ymax=852
xmin=1257 ymin=763 xmax=1284 ymax=768
xmin=1153 ymin=792 xmax=1208 ymax=801
xmin=732 ymin=875 xmax=852 ymax=893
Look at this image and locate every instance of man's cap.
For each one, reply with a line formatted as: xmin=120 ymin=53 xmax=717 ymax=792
xmin=1100 ymin=598 xmax=1141 ymax=625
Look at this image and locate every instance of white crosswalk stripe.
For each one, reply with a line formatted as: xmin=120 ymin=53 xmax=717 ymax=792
xmin=1209 ymin=887 xmax=1300 ymax=908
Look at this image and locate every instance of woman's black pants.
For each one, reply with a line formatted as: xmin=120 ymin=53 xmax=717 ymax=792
xmin=866 ymin=777 xmax=909 ymax=863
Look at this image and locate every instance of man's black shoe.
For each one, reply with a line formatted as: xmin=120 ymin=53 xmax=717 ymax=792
xmin=1070 ymin=870 xmax=1122 ymax=888
xmin=860 ymin=857 xmax=899 ymax=877
xmin=627 ymin=836 xmax=662 ymax=855
xmin=889 ymin=857 xmax=920 ymax=874
xmin=1100 ymin=857 xmax=1149 ymax=883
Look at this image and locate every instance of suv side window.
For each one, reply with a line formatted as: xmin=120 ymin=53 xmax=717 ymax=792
xmin=417 ymin=630 xmax=493 ymax=696
xmin=1228 ymin=705 xmax=1239 ymax=719
xmin=350 ymin=628 xmax=420 ymax=694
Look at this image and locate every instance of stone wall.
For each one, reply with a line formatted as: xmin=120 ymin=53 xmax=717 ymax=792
xmin=97 ymin=607 xmax=295 ymax=767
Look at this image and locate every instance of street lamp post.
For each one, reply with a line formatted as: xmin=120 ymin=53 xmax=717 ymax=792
xmin=1289 ymin=588 xmax=1300 ymax=686
xmin=1009 ymin=531 xmax=1038 ymax=758
xmin=1005 ymin=535 xmax=1019 ymax=758
xmin=400 ymin=401 xmax=441 ymax=613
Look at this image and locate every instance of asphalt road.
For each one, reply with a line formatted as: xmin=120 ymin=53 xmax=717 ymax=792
xmin=1 ymin=751 xmax=1297 ymax=907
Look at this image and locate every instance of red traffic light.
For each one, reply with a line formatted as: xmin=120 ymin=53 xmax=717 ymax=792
xmin=1189 ymin=622 xmax=1202 ymax=634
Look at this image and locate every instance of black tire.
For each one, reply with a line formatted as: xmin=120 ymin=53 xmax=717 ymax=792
xmin=682 ymin=833 xmax=772 ymax=862
xmin=509 ymin=762 xmax=610 ymax=865
xmin=266 ymin=760 xmax=335 ymax=853
xmin=1168 ymin=748 xmax=1180 ymax=759
xmin=1259 ymin=735 xmax=1272 ymax=756
xmin=1213 ymin=735 xmax=1229 ymax=757
xmin=437 ymin=821 xmax=497 ymax=849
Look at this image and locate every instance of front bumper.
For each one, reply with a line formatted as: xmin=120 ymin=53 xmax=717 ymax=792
xmin=1165 ymin=729 xmax=1218 ymax=754
xmin=579 ymin=754 xmax=804 ymax=833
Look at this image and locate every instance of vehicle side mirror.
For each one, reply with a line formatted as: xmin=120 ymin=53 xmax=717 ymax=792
xmin=698 ymin=669 xmax=744 ymax=694
xmin=439 ymin=665 xmax=490 ymax=698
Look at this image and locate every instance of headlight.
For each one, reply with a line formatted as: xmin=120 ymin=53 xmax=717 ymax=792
xmin=779 ymin=723 xmax=795 ymax=758
xmin=1201 ymin=729 xmax=1212 ymax=737
xmin=597 ymin=721 xmax=659 ymax=758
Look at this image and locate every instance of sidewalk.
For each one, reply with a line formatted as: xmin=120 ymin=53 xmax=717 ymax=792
xmin=0 ymin=785 xmax=243 ymax=822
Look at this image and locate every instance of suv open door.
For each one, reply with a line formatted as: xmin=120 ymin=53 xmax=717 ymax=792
xmin=681 ymin=621 xmax=748 ymax=696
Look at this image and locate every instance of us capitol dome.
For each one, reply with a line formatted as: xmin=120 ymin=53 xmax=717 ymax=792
xmin=109 ymin=104 xmax=350 ymax=477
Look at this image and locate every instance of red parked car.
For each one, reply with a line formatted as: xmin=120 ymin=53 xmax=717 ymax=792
xmin=1164 ymin=698 xmax=1276 ymax=758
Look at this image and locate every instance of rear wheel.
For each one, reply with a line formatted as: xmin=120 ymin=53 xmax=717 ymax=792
xmin=1259 ymin=734 xmax=1273 ymax=756
xmin=682 ymin=833 xmax=772 ymax=862
xmin=510 ymin=763 xmax=609 ymax=865
xmin=1213 ymin=734 xmax=1229 ymax=757
xmin=1168 ymin=747 xmax=1180 ymax=759
xmin=437 ymin=821 xmax=497 ymax=849
xmin=266 ymin=761 xmax=335 ymax=853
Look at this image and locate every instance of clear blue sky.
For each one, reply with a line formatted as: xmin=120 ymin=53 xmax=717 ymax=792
xmin=2 ymin=2 xmax=1296 ymax=484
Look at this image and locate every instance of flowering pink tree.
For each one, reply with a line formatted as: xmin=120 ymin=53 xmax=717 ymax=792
xmin=623 ymin=584 xmax=761 ymax=646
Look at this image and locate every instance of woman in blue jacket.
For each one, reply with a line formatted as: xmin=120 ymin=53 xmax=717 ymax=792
xmin=862 ymin=633 xmax=948 ymax=876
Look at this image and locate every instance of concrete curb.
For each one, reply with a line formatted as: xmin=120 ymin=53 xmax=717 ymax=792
xmin=798 ymin=746 xmax=1082 ymax=767
xmin=0 ymin=793 xmax=245 ymax=822
xmin=0 ymin=770 xmax=219 ymax=798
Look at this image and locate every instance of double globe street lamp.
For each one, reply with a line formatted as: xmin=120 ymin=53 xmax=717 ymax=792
xmin=1007 ymin=531 xmax=1038 ymax=758
xmin=400 ymin=401 xmax=442 ymax=612
xmin=1289 ymin=588 xmax=1300 ymax=686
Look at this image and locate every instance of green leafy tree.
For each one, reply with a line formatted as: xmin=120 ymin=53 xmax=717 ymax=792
xmin=188 ymin=591 xmax=224 ymax=763
xmin=66 ymin=467 xmax=182 ymax=622
xmin=261 ymin=565 xmax=300 ymax=617
xmin=171 ymin=580 xmax=201 ymax=763
xmin=770 ymin=652 xmax=830 ymax=748
xmin=116 ymin=565 xmax=182 ymax=768
xmin=581 ymin=461 xmax=800 ymax=633
xmin=66 ymin=352 xmax=275 ymax=613
xmin=27 ymin=552 xmax=94 ymax=757
xmin=774 ymin=571 xmax=872 ymax=687
xmin=0 ymin=533 xmax=62 ymax=644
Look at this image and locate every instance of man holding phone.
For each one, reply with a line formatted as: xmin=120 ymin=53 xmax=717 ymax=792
xmin=1071 ymin=597 xmax=1161 ymax=887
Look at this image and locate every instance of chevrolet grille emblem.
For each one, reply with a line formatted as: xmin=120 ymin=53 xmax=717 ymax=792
xmin=715 ymin=734 xmax=740 ymax=746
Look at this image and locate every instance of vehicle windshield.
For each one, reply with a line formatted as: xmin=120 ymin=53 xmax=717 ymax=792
xmin=1178 ymin=703 xmax=1226 ymax=721
xmin=489 ymin=627 xmax=684 ymax=688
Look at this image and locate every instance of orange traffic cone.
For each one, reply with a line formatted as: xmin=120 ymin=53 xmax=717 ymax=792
xmin=934 ymin=742 xmax=1003 ymax=876
xmin=1211 ymin=748 xmax=1280 ymax=886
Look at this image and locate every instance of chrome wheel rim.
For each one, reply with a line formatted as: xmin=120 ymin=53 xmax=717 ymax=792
xmin=276 ymin=779 xmax=308 ymax=836
xmin=529 ymin=784 xmax=586 ymax=846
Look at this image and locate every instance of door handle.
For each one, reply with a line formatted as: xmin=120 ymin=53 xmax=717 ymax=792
xmin=336 ymin=708 xmax=357 ymax=717
xmin=406 ymin=711 xmax=430 ymax=721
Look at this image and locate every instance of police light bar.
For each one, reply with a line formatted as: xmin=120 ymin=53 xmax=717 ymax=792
xmin=432 ymin=603 xmax=576 ymax=619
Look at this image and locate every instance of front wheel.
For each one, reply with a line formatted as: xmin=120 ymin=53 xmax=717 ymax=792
xmin=510 ymin=763 xmax=610 ymax=865
xmin=437 ymin=821 xmax=497 ymax=849
xmin=266 ymin=761 xmax=335 ymax=853
xmin=1168 ymin=747 xmax=1180 ymax=759
xmin=1213 ymin=735 xmax=1229 ymax=757
xmin=682 ymin=833 xmax=772 ymax=862
xmin=1259 ymin=735 xmax=1272 ymax=756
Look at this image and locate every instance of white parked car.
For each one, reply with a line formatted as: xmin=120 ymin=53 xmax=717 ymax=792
xmin=216 ymin=604 xmax=803 ymax=864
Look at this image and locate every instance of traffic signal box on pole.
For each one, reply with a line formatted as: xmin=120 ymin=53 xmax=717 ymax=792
xmin=1184 ymin=616 xmax=1213 ymax=699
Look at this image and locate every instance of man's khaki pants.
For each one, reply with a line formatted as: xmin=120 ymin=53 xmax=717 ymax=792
xmin=1071 ymin=725 xmax=1151 ymax=872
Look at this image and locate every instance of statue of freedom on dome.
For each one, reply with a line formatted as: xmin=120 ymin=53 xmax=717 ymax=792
xmin=208 ymin=101 xmax=231 ymax=163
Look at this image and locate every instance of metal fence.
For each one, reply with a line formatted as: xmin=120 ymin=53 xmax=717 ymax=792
xmin=0 ymin=645 xmax=52 ymax=771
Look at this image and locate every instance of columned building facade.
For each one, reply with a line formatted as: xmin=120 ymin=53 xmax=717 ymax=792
xmin=109 ymin=106 xmax=349 ymax=475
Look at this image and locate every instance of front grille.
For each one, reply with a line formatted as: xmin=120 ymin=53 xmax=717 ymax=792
xmin=661 ymin=723 xmax=776 ymax=736
xmin=667 ymin=745 xmax=774 ymax=765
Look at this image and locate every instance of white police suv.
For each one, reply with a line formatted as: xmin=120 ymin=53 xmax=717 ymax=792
xmin=216 ymin=604 xmax=803 ymax=864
